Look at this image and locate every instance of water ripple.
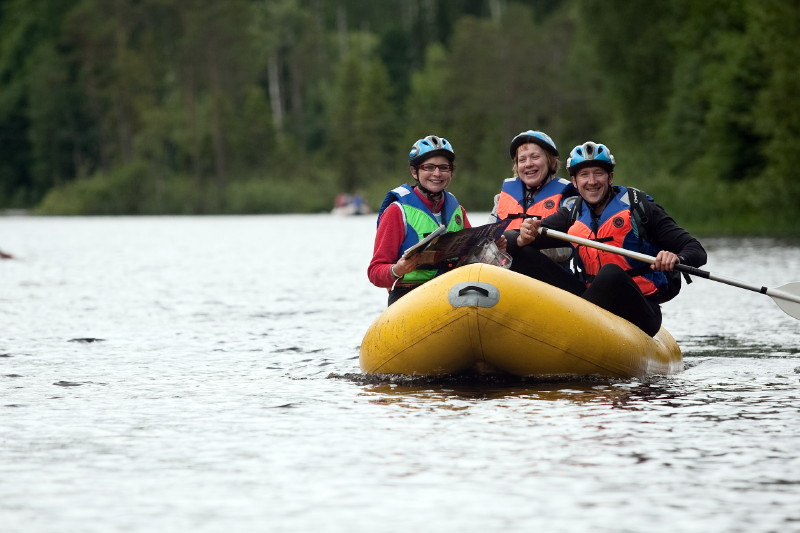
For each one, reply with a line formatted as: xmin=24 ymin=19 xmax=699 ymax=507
xmin=1 ymin=218 xmax=798 ymax=533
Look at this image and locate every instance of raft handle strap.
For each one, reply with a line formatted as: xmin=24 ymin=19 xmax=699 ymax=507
xmin=458 ymin=285 xmax=490 ymax=298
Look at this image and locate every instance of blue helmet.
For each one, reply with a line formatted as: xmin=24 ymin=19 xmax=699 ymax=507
xmin=509 ymin=130 xmax=558 ymax=158
xmin=408 ymin=135 xmax=455 ymax=166
xmin=566 ymin=141 xmax=616 ymax=175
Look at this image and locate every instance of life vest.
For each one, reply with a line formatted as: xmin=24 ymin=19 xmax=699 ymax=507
xmin=567 ymin=186 xmax=671 ymax=299
xmin=496 ymin=176 xmax=574 ymax=230
xmin=377 ymin=184 xmax=466 ymax=284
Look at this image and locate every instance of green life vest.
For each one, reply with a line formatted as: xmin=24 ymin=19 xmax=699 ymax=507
xmin=399 ymin=202 xmax=465 ymax=284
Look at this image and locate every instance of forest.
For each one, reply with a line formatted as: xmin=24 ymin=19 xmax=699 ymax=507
xmin=1 ymin=0 xmax=798 ymax=235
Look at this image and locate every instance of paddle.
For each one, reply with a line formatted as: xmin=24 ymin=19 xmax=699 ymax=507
xmin=538 ymin=227 xmax=800 ymax=320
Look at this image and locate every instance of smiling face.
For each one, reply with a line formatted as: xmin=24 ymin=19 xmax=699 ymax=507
xmin=572 ymin=166 xmax=613 ymax=207
xmin=410 ymin=155 xmax=453 ymax=193
xmin=514 ymin=143 xmax=551 ymax=189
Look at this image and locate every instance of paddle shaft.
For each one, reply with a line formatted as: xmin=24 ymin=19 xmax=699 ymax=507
xmin=539 ymin=227 xmax=800 ymax=307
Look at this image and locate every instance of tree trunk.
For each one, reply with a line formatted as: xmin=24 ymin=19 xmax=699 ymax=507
xmin=183 ymin=67 xmax=200 ymax=178
xmin=208 ymin=56 xmax=227 ymax=205
xmin=267 ymin=50 xmax=284 ymax=134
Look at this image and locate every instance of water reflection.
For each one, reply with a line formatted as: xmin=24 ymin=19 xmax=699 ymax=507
xmin=335 ymin=372 xmax=684 ymax=409
xmin=681 ymin=334 xmax=800 ymax=358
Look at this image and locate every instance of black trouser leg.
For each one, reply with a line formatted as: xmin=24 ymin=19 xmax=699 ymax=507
xmin=508 ymin=243 xmax=585 ymax=296
xmin=581 ymin=264 xmax=662 ymax=336
xmin=388 ymin=285 xmax=416 ymax=306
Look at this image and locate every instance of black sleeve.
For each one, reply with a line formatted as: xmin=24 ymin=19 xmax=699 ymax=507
xmin=541 ymin=206 xmax=574 ymax=236
xmin=645 ymin=200 xmax=707 ymax=268
xmin=506 ymin=206 xmax=574 ymax=255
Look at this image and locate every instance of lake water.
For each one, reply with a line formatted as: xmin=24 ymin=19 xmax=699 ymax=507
xmin=2 ymin=215 xmax=799 ymax=533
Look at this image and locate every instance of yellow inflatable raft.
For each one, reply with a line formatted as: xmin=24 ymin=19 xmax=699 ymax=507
xmin=360 ymin=264 xmax=682 ymax=378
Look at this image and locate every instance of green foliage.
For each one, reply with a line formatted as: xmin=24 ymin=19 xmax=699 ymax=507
xmin=572 ymin=0 xmax=800 ymax=232
xmin=37 ymin=160 xmax=161 ymax=215
xmin=748 ymin=0 xmax=800 ymax=212
xmin=415 ymin=3 xmax=585 ymax=209
xmin=36 ymin=160 xmax=336 ymax=215
xmin=325 ymin=36 xmax=396 ymax=193
xmin=572 ymin=0 xmax=678 ymax=142
xmin=659 ymin=0 xmax=766 ymax=182
xmin=402 ymin=43 xmax=451 ymax=148
xmin=0 ymin=0 xmax=798 ymax=234
xmin=0 ymin=0 xmax=79 ymax=204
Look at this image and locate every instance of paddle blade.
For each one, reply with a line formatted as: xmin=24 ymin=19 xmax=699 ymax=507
xmin=770 ymin=282 xmax=800 ymax=320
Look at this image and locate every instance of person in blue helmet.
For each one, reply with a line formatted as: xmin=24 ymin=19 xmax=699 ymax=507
xmin=368 ymin=135 xmax=472 ymax=305
xmin=490 ymin=130 xmax=577 ymax=270
xmin=509 ymin=141 xmax=707 ymax=336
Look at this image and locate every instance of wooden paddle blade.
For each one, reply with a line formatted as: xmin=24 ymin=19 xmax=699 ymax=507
xmin=770 ymin=282 xmax=800 ymax=319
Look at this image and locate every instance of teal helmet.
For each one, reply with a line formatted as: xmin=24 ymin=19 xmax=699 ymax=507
xmin=566 ymin=141 xmax=616 ymax=175
xmin=409 ymin=135 xmax=455 ymax=166
xmin=509 ymin=130 xmax=558 ymax=158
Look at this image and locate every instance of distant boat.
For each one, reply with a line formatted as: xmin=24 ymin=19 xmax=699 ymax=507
xmin=0 ymin=249 xmax=12 ymax=259
xmin=331 ymin=193 xmax=371 ymax=216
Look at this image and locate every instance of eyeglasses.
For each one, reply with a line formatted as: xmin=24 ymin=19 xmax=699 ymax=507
xmin=417 ymin=164 xmax=454 ymax=173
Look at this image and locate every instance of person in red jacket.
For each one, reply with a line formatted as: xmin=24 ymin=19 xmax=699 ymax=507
xmin=368 ymin=135 xmax=472 ymax=305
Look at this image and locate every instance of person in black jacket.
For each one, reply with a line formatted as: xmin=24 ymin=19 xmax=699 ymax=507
xmin=506 ymin=141 xmax=707 ymax=336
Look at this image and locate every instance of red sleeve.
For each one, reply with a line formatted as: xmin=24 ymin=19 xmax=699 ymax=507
xmin=367 ymin=198 xmax=471 ymax=290
xmin=461 ymin=207 xmax=472 ymax=228
xmin=367 ymin=203 xmax=405 ymax=289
